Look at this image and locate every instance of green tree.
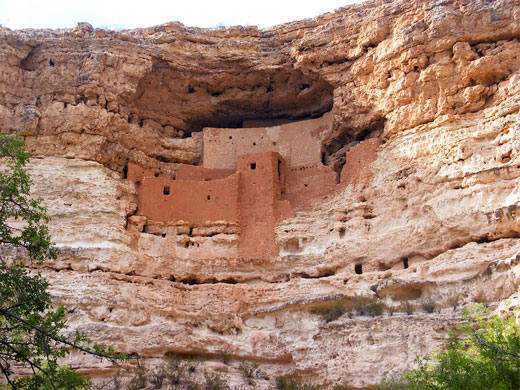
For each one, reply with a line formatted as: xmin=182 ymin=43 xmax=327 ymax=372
xmin=0 ymin=133 xmax=119 ymax=389
xmin=406 ymin=304 xmax=520 ymax=390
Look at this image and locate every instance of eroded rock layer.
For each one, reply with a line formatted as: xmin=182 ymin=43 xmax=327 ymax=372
xmin=2 ymin=0 xmax=520 ymax=388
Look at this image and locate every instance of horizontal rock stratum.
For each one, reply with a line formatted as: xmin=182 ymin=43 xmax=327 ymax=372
xmin=2 ymin=0 xmax=520 ymax=388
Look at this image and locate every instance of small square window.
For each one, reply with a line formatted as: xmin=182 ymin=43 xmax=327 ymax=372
xmin=163 ymin=186 xmax=170 ymax=195
xmin=207 ymin=195 xmax=211 ymax=200
xmin=250 ymin=163 xmax=256 ymax=170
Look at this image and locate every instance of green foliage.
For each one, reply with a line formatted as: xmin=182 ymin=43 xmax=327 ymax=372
xmin=0 ymin=133 xmax=123 ymax=389
xmin=0 ymin=133 xmax=55 ymax=262
xmin=238 ymin=362 xmax=259 ymax=386
xmin=219 ymin=350 xmax=231 ymax=365
xmin=373 ymin=377 xmax=410 ymax=389
xmin=203 ymin=371 xmax=229 ymax=390
xmin=406 ymin=304 xmax=520 ymax=390
xmin=400 ymin=301 xmax=415 ymax=315
xmin=447 ymin=292 xmax=460 ymax=310
xmin=312 ymin=301 xmax=347 ymax=323
xmin=311 ymin=296 xmax=395 ymax=322
xmin=162 ymin=357 xmax=188 ymax=385
xmin=420 ymin=299 xmax=436 ymax=314
xmin=127 ymin=366 xmax=147 ymax=390
xmin=366 ymin=300 xmax=385 ymax=317
xmin=275 ymin=373 xmax=318 ymax=390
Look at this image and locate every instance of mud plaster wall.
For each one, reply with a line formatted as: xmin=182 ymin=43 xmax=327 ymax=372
xmin=136 ymin=173 xmax=240 ymax=225
xmin=237 ymin=152 xmax=293 ymax=257
xmin=202 ymin=113 xmax=332 ymax=170
xmin=284 ymin=166 xmax=337 ymax=211
xmin=340 ymin=138 xmax=383 ymax=185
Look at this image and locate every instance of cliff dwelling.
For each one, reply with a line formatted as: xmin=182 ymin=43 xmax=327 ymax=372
xmin=125 ymin=112 xmax=376 ymax=258
xmin=4 ymin=0 xmax=520 ymax=388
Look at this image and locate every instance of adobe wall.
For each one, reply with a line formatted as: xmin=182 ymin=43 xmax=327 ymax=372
xmin=283 ymin=165 xmax=337 ymax=211
xmin=126 ymin=162 xmax=155 ymax=182
xmin=136 ymin=174 xmax=240 ymax=225
xmin=237 ymin=152 xmax=294 ymax=257
xmin=202 ymin=112 xmax=333 ymax=170
xmin=176 ymin=164 xmax=234 ymax=181
xmin=340 ymin=138 xmax=383 ymax=185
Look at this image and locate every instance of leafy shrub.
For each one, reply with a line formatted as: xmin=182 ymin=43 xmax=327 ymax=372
xmin=401 ymin=301 xmax=415 ymax=315
xmin=127 ymin=366 xmax=147 ymax=390
xmin=373 ymin=376 xmax=410 ymax=389
xmin=275 ymin=373 xmax=318 ymax=390
xmin=148 ymin=369 xmax=166 ymax=389
xmin=311 ymin=301 xmax=347 ymax=322
xmin=352 ymin=296 xmax=373 ymax=316
xmin=447 ymin=292 xmax=460 ymax=310
xmin=204 ymin=371 xmax=229 ymax=390
xmin=239 ymin=362 xmax=259 ymax=386
xmin=163 ymin=357 xmax=187 ymax=385
xmin=366 ymin=300 xmax=385 ymax=317
xmin=421 ymin=299 xmax=436 ymax=314
xmin=219 ymin=350 xmax=231 ymax=365
xmin=407 ymin=304 xmax=520 ymax=389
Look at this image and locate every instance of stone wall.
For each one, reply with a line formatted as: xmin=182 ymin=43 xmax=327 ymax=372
xmin=202 ymin=113 xmax=332 ymax=169
xmin=136 ymin=172 xmax=240 ymax=225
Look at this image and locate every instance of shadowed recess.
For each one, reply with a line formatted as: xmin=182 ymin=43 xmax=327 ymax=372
xmin=123 ymin=58 xmax=334 ymax=134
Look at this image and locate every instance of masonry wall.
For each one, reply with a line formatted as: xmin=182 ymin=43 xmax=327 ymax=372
xmin=340 ymin=138 xmax=382 ymax=185
xmin=284 ymin=165 xmax=337 ymax=211
xmin=202 ymin=112 xmax=333 ymax=170
xmin=237 ymin=152 xmax=294 ymax=257
xmin=136 ymin=174 xmax=240 ymax=225
xmin=126 ymin=162 xmax=156 ymax=182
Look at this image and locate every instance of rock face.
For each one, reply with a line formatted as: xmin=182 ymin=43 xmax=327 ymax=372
xmin=2 ymin=0 xmax=520 ymax=388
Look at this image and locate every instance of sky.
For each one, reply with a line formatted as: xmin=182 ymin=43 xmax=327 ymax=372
xmin=0 ymin=0 xmax=361 ymax=30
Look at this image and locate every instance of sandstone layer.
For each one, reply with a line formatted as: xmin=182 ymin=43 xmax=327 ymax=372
xmin=2 ymin=0 xmax=520 ymax=388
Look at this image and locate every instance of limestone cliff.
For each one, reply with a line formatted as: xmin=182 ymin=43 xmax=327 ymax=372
xmin=2 ymin=0 xmax=520 ymax=388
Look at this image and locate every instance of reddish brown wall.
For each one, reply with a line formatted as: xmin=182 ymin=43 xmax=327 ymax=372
xmin=283 ymin=165 xmax=337 ymax=211
xmin=340 ymin=138 xmax=382 ymax=185
xmin=137 ymin=174 xmax=240 ymax=224
xmin=127 ymin=162 xmax=155 ymax=182
xmin=176 ymin=164 xmax=234 ymax=181
xmin=237 ymin=152 xmax=294 ymax=257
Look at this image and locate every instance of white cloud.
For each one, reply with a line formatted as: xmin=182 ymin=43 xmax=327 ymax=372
xmin=0 ymin=0 xmax=361 ymax=30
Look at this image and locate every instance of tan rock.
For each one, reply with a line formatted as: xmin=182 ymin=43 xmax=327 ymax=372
xmin=2 ymin=0 xmax=520 ymax=388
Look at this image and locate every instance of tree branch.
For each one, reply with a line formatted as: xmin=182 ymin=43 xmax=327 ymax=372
xmin=0 ymin=360 xmax=19 ymax=390
xmin=0 ymin=308 xmax=129 ymax=365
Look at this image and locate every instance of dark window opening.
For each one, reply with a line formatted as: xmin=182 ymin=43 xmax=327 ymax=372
xmin=49 ymin=59 xmax=55 ymax=67
xmin=402 ymin=258 xmax=409 ymax=269
xmin=161 ymin=233 xmax=166 ymax=238
xmin=339 ymin=227 xmax=345 ymax=238
xmin=321 ymin=152 xmax=327 ymax=165
xmin=277 ymin=159 xmax=282 ymax=182
xmin=250 ymin=163 xmax=256 ymax=170
xmin=229 ymin=136 xmax=232 ymax=140
xmin=355 ymin=264 xmax=363 ymax=275
xmin=154 ymin=173 xmax=159 ymax=177
xmin=304 ymin=183 xmax=308 ymax=187
xmin=207 ymin=195 xmax=211 ymax=200
xmin=122 ymin=165 xmax=128 ymax=179
xmin=253 ymin=142 xmax=256 ymax=146
xmin=163 ymin=186 xmax=170 ymax=195
xmin=273 ymin=142 xmax=277 ymax=146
